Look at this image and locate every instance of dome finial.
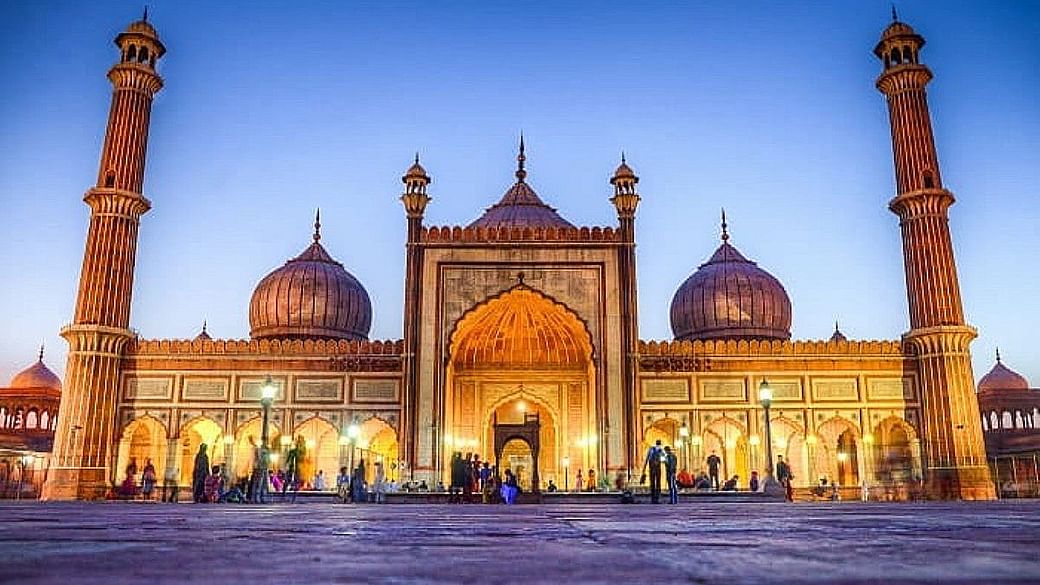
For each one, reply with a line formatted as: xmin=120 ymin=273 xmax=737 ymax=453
xmin=891 ymin=3 xmax=898 ymax=22
xmin=621 ymin=151 xmax=626 ymax=164
xmin=414 ymin=152 xmax=420 ymax=165
xmin=720 ymin=208 xmax=730 ymax=242
xmin=835 ymin=320 xmax=840 ymax=333
xmin=313 ymin=208 xmax=321 ymax=243
xmin=202 ymin=320 xmax=208 ymax=335
xmin=143 ymin=5 xmax=149 ymax=22
xmin=996 ymin=347 xmax=1002 ymax=363
xmin=516 ymin=133 xmax=527 ymax=182
xmin=38 ymin=343 xmax=44 ymax=362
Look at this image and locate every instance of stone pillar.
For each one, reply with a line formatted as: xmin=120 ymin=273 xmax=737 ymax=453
xmin=43 ymin=17 xmax=165 ymax=500
xmin=610 ymin=157 xmax=641 ymax=475
xmin=874 ymin=18 xmax=994 ymax=500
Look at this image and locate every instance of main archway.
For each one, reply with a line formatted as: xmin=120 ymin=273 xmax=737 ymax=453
xmin=443 ymin=285 xmax=596 ymax=491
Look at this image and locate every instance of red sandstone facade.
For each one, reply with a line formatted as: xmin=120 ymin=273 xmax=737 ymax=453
xmin=40 ymin=14 xmax=995 ymax=500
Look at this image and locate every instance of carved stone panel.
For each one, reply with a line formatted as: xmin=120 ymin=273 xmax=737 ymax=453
xmin=352 ymin=378 xmax=400 ymax=403
xmin=641 ymin=378 xmax=691 ymax=403
xmin=295 ymin=378 xmax=344 ymax=403
xmin=811 ymin=378 xmax=860 ymax=402
xmin=182 ymin=378 xmax=229 ymax=401
xmin=699 ymin=379 xmax=747 ymax=403
xmin=238 ymin=377 xmax=286 ymax=402
xmin=124 ymin=377 xmax=173 ymax=401
xmin=867 ymin=378 xmax=915 ymax=401
xmin=769 ymin=380 xmax=803 ymax=401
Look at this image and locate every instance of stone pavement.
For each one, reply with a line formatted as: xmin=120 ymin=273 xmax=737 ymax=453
xmin=1 ymin=500 xmax=1039 ymax=584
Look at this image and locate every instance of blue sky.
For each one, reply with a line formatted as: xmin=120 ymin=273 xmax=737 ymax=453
xmin=1 ymin=1 xmax=1038 ymax=386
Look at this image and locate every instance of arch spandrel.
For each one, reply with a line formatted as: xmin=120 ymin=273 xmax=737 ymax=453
xmin=449 ymin=286 xmax=594 ymax=371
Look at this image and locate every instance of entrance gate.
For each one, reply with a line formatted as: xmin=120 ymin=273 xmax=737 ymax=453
xmin=493 ymin=412 xmax=541 ymax=494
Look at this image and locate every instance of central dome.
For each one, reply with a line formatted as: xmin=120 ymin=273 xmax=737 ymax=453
xmin=9 ymin=349 xmax=61 ymax=392
xmin=670 ymin=216 xmax=792 ymax=341
xmin=467 ymin=137 xmax=575 ymax=229
xmin=249 ymin=214 xmax=372 ymax=340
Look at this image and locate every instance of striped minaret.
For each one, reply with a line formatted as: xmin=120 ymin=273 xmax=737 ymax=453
xmin=43 ymin=15 xmax=165 ymax=500
xmin=875 ymin=15 xmax=994 ymax=500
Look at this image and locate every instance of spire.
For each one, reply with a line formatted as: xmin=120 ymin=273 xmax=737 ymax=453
xmin=202 ymin=320 xmax=208 ymax=335
xmin=996 ymin=347 xmax=1002 ymax=363
xmin=414 ymin=152 xmax=420 ymax=165
xmin=143 ymin=5 xmax=149 ymax=22
xmin=720 ymin=208 xmax=730 ymax=243
xmin=515 ymin=133 xmax=527 ymax=182
xmin=891 ymin=4 xmax=898 ymax=22
xmin=835 ymin=320 xmax=841 ymax=333
xmin=38 ymin=344 xmax=44 ymax=362
xmin=621 ymin=151 xmax=626 ymax=164
xmin=313 ymin=208 xmax=321 ymax=243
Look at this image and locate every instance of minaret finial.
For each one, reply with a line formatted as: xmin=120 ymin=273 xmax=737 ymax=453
xmin=835 ymin=320 xmax=840 ymax=333
xmin=996 ymin=347 xmax=1001 ymax=363
xmin=891 ymin=4 xmax=898 ymax=21
xmin=143 ymin=5 xmax=149 ymax=22
xmin=202 ymin=320 xmax=208 ymax=335
xmin=38 ymin=344 xmax=44 ymax=362
xmin=516 ymin=133 xmax=527 ymax=182
xmin=414 ymin=152 xmax=420 ymax=165
xmin=621 ymin=151 xmax=627 ymax=164
xmin=313 ymin=208 xmax=321 ymax=242
xmin=720 ymin=208 xmax=730 ymax=242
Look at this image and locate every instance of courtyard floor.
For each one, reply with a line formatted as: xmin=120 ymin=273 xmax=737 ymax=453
xmin=1 ymin=500 xmax=1039 ymax=584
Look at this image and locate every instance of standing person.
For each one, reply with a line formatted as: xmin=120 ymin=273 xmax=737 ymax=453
xmin=776 ymin=455 xmax=794 ymax=502
xmin=192 ymin=444 xmax=209 ymax=503
xmin=586 ymin=469 xmax=597 ymax=492
xmin=462 ymin=453 xmax=474 ymax=503
xmin=480 ymin=461 xmax=492 ymax=502
xmin=575 ymin=469 xmax=583 ymax=493
xmin=283 ymin=437 xmax=304 ymax=502
xmin=449 ymin=452 xmax=465 ymax=503
xmin=706 ymin=450 xmax=722 ymax=490
xmin=353 ymin=458 xmax=367 ymax=503
xmin=664 ymin=446 xmax=679 ymax=504
xmin=501 ymin=469 xmax=519 ymax=505
xmin=749 ymin=470 xmax=760 ymax=492
xmin=373 ymin=461 xmax=386 ymax=504
xmin=336 ymin=466 xmax=350 ymax=503
xmin=163 ymin=463 xmax=179 ymax=503
xmin=313 ymin=470 xmax=326 ymax=491
xmin=141 ymin=458 xmax=157 ymax=501
xmin=641 ymin=439 xmax=664 ymax=504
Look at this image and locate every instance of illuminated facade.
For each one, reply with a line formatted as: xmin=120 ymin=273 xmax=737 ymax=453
xmin=41 ymin=15 xmax=994 ymax=500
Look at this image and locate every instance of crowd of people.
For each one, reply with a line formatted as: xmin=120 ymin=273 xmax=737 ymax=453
xmin=640 ymin=439 xmax=799 ymax=503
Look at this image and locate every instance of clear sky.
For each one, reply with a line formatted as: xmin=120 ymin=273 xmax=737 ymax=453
xmin=1 ymin=1 xmax=1038 ymax=386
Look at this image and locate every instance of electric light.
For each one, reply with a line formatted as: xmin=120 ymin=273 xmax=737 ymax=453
xmin=443 ymin=434 xmax=454 ymax=446
xmin=223 ymin=434 xmax=235 ymax=445
xmin=347 ymin=423 xmax=360 ymax=439
xmin=269 ymin=452 xmax=280 ymax=464
xmin=758 ymin=379 xmax=773 ymax=407
xmin=691 ymin=434 xmax=702 ymax=446
xmin=806 ymin=434 xmax=818 ymax=446
xmin=776 ymin=437 xmax=788 ymax=450
xmin=261 ymin=375 xmax=277 ymax=401
xmin=749 ymin=434 xmax=761 ymax=446
xmin=863 ymin=433 xmax=875 ymax=445
xmin=837 ymin=452 xmax=849 ymax=463
xmin=339 ymin=435 xmax=351 ymax=446
xmin=725 ymin=438 xmax=736 ymax=449
xmin=517 ymin=400 xmax=527 ymax=413
xmin=679 ymin=424 xmax=690 ymax=438
xmin=305 ymin=439 xmax=316 ymax=450
xmin=562 ymin=456 xmax=570 ymax=468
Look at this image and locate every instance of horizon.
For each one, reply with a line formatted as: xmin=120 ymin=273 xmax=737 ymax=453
xmin=1 ymin=1 xmax=1038 ymax=386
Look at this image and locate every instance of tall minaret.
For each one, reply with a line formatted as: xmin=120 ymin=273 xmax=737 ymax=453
xmin=610 ymin=155 xmax=641 ymax=472
xmin=400 ymin=154 xmax=431 ymax=479
xmin=43 ymin=15 xmax=165 ymax=500
xmin=874 ymin=15 xmax=994 ymax=499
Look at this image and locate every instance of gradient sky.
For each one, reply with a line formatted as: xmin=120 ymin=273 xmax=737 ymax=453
xmin=1 ymin=1 xmax=1038 ymax=386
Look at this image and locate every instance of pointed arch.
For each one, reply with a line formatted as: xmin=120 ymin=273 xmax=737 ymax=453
xmin=449 ymin=285 xmax=594 ymax=371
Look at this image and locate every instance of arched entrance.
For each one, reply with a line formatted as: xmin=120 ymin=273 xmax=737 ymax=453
xmin=703 ymin=417 xmax=749 ymax=484
xmin=493 ymin=411 xmax=542 ymax=493
xmin=179 ymin=417 xmax=223 ymax=486
xmin=356 ymin=417 xmax=399 ymax=483
xmin=232 ymin=417 xmax=282 ymax=481
xmin=115 ymin=416 xmax=167 ymax=486
xmin=292 ymin=417 xmax=339 ymax=488
xmin=443 ymin=285 xmax=595 ymax=491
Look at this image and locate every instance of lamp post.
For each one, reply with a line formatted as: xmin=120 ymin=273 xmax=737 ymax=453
xmin=759 ymin=379 xmax=781 ymax=494
xmin=347 ymin=422 xmax=360 ymax=473
xmin=679 ymin=423 xmax=690 ymax=471
xmin=254 ymin=375 xmax=276 ymax=503
xmin=562 ymin=456 xmax=570 ymax=491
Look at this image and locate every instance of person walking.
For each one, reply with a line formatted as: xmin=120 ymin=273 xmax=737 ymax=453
xmin=586 ymin=469 xmax=597 ymax=492
xmin=336 ymin=466 xmax=350 ymax=503
xmin=449 ymin=452 xmax=465 ymax=503
xmin=776 ymin=455 xmax=794 ymax=502
xmin=641 ymin=439 xmax=664 ymax=504
xmin=141 ymin=459 xmax=157 ymax=500
xmin=575 ymin=469 xmax=583 ymax=493
xmin=192 ymin=444 xmax=209 ymax=503
xmin=706 ymin=450 xmax=722 ymax=490
xmin=664 ymin=446 xmax=679 ymax=504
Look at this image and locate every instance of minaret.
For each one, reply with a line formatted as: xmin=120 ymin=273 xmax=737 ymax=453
xmin=400 ymin=154 xmax=431 ymax=478
xmin=874 ymin=15 xmax=994 ymax=499
xmin=43 ymin=15 xmax=165 ymax=500
xmin=610 ymin=155 xmax=640 ymax=472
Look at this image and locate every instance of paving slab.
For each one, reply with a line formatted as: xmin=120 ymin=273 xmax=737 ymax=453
xmin=1 ymin=500 xmax=1039 ymax=584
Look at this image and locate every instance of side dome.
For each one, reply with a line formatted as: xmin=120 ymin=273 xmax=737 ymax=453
xmin=9 ymin=349 xmax=61 ymax=392
xmin=249 ymin=214 xmax=372 ymax=340
xmin=670 ymin=215 xmax=792 ymax=341
xmin=978 ymin=351 xmax=1030 ymax=393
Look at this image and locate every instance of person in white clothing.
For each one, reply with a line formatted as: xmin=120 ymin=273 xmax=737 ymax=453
xmin=373 ymin=461 xmax=386 ymax=503
xmin=313 ymin=470 xmax=326 ymax=491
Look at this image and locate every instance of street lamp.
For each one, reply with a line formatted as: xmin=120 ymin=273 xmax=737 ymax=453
xmin=253 ymin=375 xmax=277 ymax=503
xmin=562 ymin=456 xmax=570 ymax=491
xmin=758 ymin=379 xmax=781 ymax=493
xmin=679 ymin=423 xmax=690 ymax=471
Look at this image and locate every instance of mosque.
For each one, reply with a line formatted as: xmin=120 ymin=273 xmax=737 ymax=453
xmin=17 ymin=14 xmax=1020 ymax=500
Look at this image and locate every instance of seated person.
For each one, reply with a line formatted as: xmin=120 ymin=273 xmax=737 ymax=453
xmin=721 ymin=475 xmax=739 ymax=491
xmin=811 ymin=478 xmax=829 ymax=498
xmin=693 ymin=472 xmax=712 ymax=490
xmin=546 ymin=479 xmax=558 ymax=492
xmin=677 ymin=469 xmax=694 ymax=488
